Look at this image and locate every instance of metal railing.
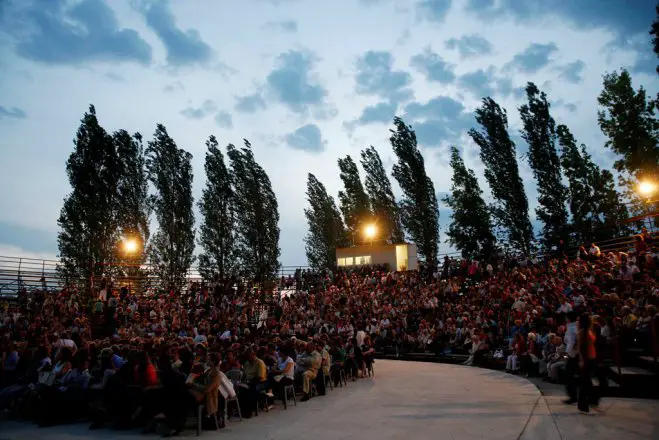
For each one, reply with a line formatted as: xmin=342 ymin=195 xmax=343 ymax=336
xmin=0 ymin=255 xmax=310 ymax=297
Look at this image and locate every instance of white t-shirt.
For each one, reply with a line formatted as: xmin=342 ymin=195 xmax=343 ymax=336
xmin=278 ymin=357 xmax=295 ymax=379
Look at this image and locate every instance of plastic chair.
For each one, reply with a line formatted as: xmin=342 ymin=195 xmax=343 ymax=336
xmin=197 ymin=404 xmax=219 ymax=436
xmin=283 ymin=384 xmax=296 ymax=409
xmin=324 ymin=371 xmax=333 ymax=390
xmin=226 ymin=370 xmax=243 ymax=383
xmin=339 ymin=370 xmax=347 ymax=386
xmin=225 ymin=384 xmax=242 ymax=422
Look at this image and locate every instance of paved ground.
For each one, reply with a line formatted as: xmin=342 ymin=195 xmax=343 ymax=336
xmin=2 ymin=360 xmax=658 ymax=439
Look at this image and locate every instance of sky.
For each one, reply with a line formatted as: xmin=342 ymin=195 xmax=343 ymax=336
xmin=0 ymin=0 xmax=657 ymax=268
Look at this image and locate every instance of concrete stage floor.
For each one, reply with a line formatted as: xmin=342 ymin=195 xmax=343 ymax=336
xmin=2 ymin=360 xmax=658 ymax=439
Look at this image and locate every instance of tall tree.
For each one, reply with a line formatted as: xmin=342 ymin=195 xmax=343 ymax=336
xmin=304 ymin=173 xmax=347 ymax=270
xmin=519 ymin=82 xmax=569 ymax=250
xmin=443 ymin=146 xmax=494 ymax=259
xmin=557 ymin=125 xmax=597 ymax=245
xmin=597 ymin=69 xmax=659 ymax=196
xmin=557 ymin=124 xmax=630 ymax=244
xmin=360 ymin=146 xmax=404 ymax=243
xmin=114 ymin=130 xmax=150 ymax=262
xmin=227 ymin=140 xmax=280 ymax=282
xmin=337 ymin=155 xmax=371 ymax=236
xmin=591 ymin=169 xmax=631 ymax=240
xmin=469 ymin=98 xmax=533 ymax=255
xmin=390 ymin=117 xmax=440 ymax=268
xmin=58 ymin=105 xmax=121 ymax=285
xmin=198 ymin=135 xmax=235 ymax=282
xmin=146 ymin=124 xmax=196 ymax=289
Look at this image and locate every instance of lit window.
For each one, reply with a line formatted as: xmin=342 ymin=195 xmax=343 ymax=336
xmin=363 ymin=255 xmax=372 ymax=264
xmin=337 ymin=258 xmax=345 ymax=266
xmin=345 ymin=257 xmax=354 ymax=266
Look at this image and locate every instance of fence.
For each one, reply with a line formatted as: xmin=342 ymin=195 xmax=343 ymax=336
xmin=0 ymin=255 xmax=309 ymax=297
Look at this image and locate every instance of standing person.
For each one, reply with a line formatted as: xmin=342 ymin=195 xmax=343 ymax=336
xmin=576 ymin=313 xmax=598 ymax=414
xmin=563 ymin=312 xmax=579 ymax=405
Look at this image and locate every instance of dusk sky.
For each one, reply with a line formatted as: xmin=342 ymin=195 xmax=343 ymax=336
xmin=0 ymin=0 xmax=657 ymax=267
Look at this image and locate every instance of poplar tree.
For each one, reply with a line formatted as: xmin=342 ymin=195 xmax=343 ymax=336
xmin=146 ymin=124 xmax=196 ymax=288
xmin=198 ymin=135 xmax=235 ymax=282
xmin=443 ymin=146 xmax=494 ymax=259
xmin=337 ymin=155 xmax=371 ymax=235
xmin=390 ymin=117 xmax=440 ymax=268
xmin=519 ymin=82 xmax=569 ymax=249
xmin=360 ymin=146 xmax=404 ymax=243
xmin=58 ymin=105 xmax=121 ymax=284
xmin=304 ymin=173 xmax=347 ymax=270
xmin=227 ymin=140 xmax=280 ymax=282
xmin=469 ymin=98 xmax=533 ymax=255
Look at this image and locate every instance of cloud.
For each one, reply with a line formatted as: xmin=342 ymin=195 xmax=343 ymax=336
xmin=410 ymin=48 xmax=456 ymax=83
xmin=141 ymin=0 xmax=212 ymax=66
xmin=465 ymin=0 xmax=655 ymax=38
xmin=105 ymin=72 xmax=124 ymax=81
xmin=214 ymin=111 xmax=233 ymax=129
xmin=0 ymin=221 xmax=57 ymax=255
xmin=163 ymin=81 xmax=184 ymax=93
xmin=402 ymin=96 xmax=474 ymax=147
xmin=553 ymin=99 xmax=578 ymax=113
xmin=5 ymin=0 xmax=152 ymax=65
xmin=235 ymin=92 xmax=267 ymax=113
xmin=557 ymin=60 xmax=585 ymax=84
xmin=445 ymin=34 xmax=493 ymax=59
xmin=416 ymin=0 xmax=453 ymax=22
xmin=0 ymin=106 xmax=27 ymax=120
xmin=506 ymin=42 xmax=558 ymax=73
xmin=285 ymin=124 xmax=326 ymax=153
xmin=180 ymin=100 xmax=217 ymax=119
xmin=265 ymin=50 xmax=330 ymax=115
xmin=355 ymin=51 xmax=413 ymax=103
xmin=457 ymin=67 xmax=496 ymax=98
xmin=262 ymin=19 xmax=298 ymax=33
xmin=345 ymin=101 xmax=398 ymax=131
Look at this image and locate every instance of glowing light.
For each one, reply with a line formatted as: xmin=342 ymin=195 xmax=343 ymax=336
xmin=364 ymin=224 xmax=377 ymax=239
xmin=123 ymin=238 xmax=139 ymax=254
xmin=638 ymin=180 xmax=657 ymax=197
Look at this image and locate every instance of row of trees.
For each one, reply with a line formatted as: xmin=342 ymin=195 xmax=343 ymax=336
xmin=304 ymin=66 xmax=658 ymax=268
xmin=58 ymin=107 xmax=280 ymax=287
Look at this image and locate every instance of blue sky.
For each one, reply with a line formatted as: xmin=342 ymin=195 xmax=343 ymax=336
xmin=0 ymin=0 xmax=657 ymax=266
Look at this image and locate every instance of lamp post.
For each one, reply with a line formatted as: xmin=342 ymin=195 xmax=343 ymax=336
xmin=122 ymin=237 xmax=140 ymax=293
xmin=637 ymin=179 xmax=657 ymax=233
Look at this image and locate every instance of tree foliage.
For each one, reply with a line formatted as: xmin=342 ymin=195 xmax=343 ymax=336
xmin=519 ymin=82 xmax=569 ymax=250
xmin=443 ymin=146 xmax=494 ymax=259
xmin=360 ymin=146 xmax=404 ymax=244
xmin=58 ymin=105 xmax=122 ymax=283
xmin=557 ymin=124 xmax=630 ymax=244
xmin=597 ymin=69 xmax=659 ymax=195
xmin=227 ymin=140 xmax=280 ymax=282
xmin=337 ymin=155 xmax=371 ymax=235
xmin=390 ymin=117 xmax=440 ymax=267
xmin=304 ymin=173 xmax=347 ymax=271
xmin=469 ymin=98 xmax=533 ymax=255
xmin=198 ymin=135 xmax=235 ymax=282
xmin=146 ymin=124 xmax=196 ymax=288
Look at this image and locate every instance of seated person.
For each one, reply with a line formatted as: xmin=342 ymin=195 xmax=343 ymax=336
xmin=295 ymin=342 xmax=321 ymax=401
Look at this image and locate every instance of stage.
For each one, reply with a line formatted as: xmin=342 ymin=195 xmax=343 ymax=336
xmin=2 ymin=360 xmax=658 ymax=439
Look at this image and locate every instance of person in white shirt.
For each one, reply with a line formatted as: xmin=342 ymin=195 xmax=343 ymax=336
xmin=589 ymin=243 xmax=601 ymax=259
xmin=563 ymin=313 xmax=579 ymax=404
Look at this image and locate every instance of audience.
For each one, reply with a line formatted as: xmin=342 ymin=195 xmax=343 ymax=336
xmin=0 ymin=232 xmax=656 ymax=433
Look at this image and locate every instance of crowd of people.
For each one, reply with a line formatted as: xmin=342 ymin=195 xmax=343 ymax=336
xmin=0 ymin=229 xmax=657 ymax=433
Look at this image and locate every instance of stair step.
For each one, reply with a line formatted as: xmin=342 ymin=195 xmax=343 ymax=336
xmin=592 ymin=377 xmax=619 ymax=388
xmin=609 ymin=365 xmax=657 ymax=376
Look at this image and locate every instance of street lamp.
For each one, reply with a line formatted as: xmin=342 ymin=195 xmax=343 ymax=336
xmin=638 ymin=180 xmax=657 ymax=198
xmin=364 ymin=224 xmax=377 ymax=240
xmin=123 ymin=238 xmax=139 ymax=254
